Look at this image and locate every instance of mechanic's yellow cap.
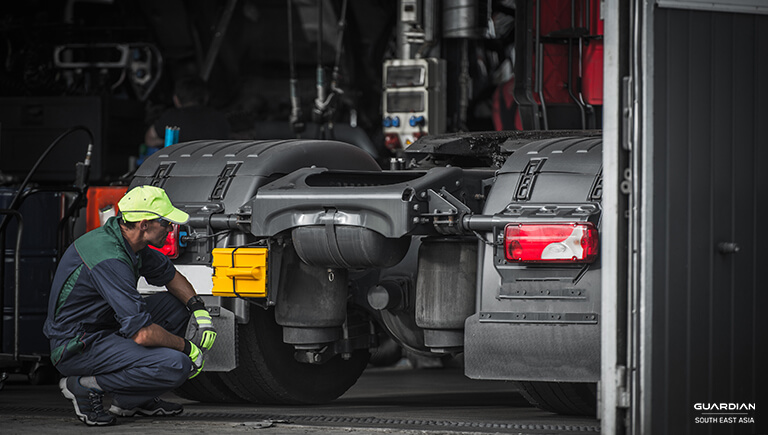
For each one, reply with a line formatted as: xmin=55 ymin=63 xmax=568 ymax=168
xmin=117 ymin=185 xmax=189 ymax=224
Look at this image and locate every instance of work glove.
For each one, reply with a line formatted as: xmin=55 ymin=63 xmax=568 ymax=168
xmin=183 ymin=339 xmax=204 ymax=379
xmin=190 ymin=308 xmax=217 ymax=351
xmin=186 ymin=296 xmax=217 ymax=352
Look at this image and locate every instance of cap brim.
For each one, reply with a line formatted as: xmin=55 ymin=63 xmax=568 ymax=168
xmin=163 ymin=207 xmax=189 ymax=225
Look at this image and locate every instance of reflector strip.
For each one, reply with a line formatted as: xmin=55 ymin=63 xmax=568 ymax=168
xmin=504 ymin=222 xmax=598 ymax=263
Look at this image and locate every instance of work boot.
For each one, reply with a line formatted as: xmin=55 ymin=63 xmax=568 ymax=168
xmin=109 ymin=397 xmax=184 ymax=417
xmin=59 ymin=377 xmax=116 ymax=426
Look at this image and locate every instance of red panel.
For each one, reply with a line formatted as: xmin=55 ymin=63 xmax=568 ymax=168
xmin=583 ymin=40 xmax=603 ymax=104
xmin=493 ymin=0 xmax=603 ymax=130
xmin=534 ymin=0 xmax=604 ymax=106
xmin=540 ymin=44 xmax=573 ymax=104
xmin=590 ymin=0 xmax=604 ymax=36
xmin=85 ymin=186 xmax=128 ymax=232
xmin=582 ymin=0 xmax=604 ymax=104
xmin=538 ymin=0 xmax=575 ymax=36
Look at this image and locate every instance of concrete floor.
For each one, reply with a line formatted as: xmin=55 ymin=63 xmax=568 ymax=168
xmin=0 ymin=363 xmax=600 ymax=434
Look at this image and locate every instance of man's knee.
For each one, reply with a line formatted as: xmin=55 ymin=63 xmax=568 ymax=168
xmin=161 ymin=350 xmax=192 ymax=388
xmin=134 ymin=347 xmax=192 ymax=389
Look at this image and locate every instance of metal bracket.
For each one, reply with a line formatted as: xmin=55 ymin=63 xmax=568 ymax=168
xmin=183 ymin=203 xmax=226 ymax=264
xmin=616 ymin=365 xmax=630 ymax=409
xmin=425 ymin=188 xmax=471 ymax=235
xmin=499 ymin=288 xmax=588 ymax=299
xmin=479 ymin=311 xmax=598 ymax=324
xmin=54 ymin=43 xmax=129 ymax=69
xmin=622 ymin=76 xmax=634 ymax=151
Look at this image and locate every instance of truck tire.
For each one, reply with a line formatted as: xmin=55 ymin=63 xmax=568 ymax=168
xmin=173 ymin=372 xmax=244 ymax=403
xmin=518 ymin=381 xmax=597 ymax=416
xmin=218 ymin=305 xmax=370 ymax=404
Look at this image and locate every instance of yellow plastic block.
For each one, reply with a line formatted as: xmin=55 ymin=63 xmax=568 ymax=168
xmin=211 ymin=248 xmax=268 ymax=298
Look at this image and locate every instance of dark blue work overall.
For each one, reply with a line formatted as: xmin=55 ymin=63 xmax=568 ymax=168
xmin=44 ymin=217 xmax=191 ymax=409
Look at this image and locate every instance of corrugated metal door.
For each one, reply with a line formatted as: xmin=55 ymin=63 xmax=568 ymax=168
xmin=644 ymin=5 xmax=768 ymax=435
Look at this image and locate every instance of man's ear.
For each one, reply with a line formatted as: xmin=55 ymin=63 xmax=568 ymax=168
xmin=139 ymin=219 xmax=150 ymax=230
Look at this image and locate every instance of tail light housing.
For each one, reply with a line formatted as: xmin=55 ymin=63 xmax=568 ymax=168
xmin=384 ymin=133 xmax=402 ymax=150
xmin=504 ymin=222 xmax=598 ymax=263
xmin=150 ymin=224 xmax=180 ymax=259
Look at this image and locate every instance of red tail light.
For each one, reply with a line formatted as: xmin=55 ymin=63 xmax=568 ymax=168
xmin=384 ymin=133 xmax=402 ymax=150
xmin=150 ymin=224 xmax=180 ymax=259
xmin=504 ymin=222 xmax=598 ymax=263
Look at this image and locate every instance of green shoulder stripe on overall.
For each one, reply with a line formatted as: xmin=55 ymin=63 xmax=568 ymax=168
xmin=74 ymin=217 xmax=139 ymax=279
xmin=54 ymin=264 xmax=83 ymax=319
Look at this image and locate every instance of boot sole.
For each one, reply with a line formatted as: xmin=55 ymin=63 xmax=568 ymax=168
xmin=109 ymin=405 xmax=183 ymax=417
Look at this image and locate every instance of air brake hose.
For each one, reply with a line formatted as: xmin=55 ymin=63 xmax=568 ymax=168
xmin=313 ymin=0 xmax=348 ymax=139
xmin=287 ymin=0 xmax=305 ymax=135
xmin=312 ymin=0 xmax=326 ymax=124
xmin=330 ymin=0 xmax=348 ymax=92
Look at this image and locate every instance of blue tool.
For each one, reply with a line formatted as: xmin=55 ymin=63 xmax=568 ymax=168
xmin=164 ymin=126 xmax=180 ymax=147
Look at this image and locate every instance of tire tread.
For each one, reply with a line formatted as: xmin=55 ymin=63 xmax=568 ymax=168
xmin=518 ymin=381 xmax=597 ymax=416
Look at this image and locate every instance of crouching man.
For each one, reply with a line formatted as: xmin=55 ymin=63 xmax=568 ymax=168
xmin=43 ymin=185 xmax=217 ymax=426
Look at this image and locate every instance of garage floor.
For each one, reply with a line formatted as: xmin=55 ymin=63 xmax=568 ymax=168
xmin=0 ymin=364 xmax=600 ymax=434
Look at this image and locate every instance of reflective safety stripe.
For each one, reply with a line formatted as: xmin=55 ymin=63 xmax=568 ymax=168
xmin=193 ymin=310 xmax=212 ymax=324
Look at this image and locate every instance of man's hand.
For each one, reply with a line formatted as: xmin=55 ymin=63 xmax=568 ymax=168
xmin=184 ymin=340 xmax=204 ymax=379
xmin=191 ymin=309 xmax=217 ymax=351
xmin=185 ymin=295 xmax=217 ymax=352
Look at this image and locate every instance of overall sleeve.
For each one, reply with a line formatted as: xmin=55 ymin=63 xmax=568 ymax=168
xmin=88 ymin=259 xmax=152 ymax=339
xmin=139 ymin=247 xmax=177 ymax=287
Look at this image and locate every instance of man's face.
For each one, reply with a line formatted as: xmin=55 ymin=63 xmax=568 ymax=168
xmin=147 ymin=218 xmax=172 ymax=249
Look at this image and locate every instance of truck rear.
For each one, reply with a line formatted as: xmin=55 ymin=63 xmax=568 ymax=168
xmin=133 ymin=131 xmax=602 ymax=415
